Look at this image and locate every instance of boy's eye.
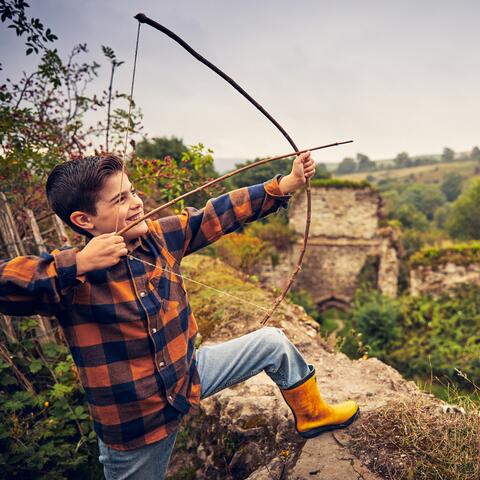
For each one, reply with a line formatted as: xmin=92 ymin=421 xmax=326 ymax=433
xmin=131 ymin=188 xmax=137 ymax=196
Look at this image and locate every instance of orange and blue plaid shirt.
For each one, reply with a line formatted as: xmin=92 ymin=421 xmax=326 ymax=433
xmin=0 ymin=176 xmax=290 ymax=450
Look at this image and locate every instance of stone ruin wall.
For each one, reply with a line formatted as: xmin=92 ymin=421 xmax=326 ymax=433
xmin=410 ymin=263 xmax=480 ymax=296
xmin=257 ymin=187 xmax=400 ymax=309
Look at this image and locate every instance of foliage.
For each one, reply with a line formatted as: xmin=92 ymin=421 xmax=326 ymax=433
xmin=471 ymin=145 xmax=480 ymax=162
xmin=0 ymin=0 xmax=57 ymax=57
xmin=433 ymin=203 xmax=453 ymax=229
xmin=398 ymin=183 xmax=446 ymax=220
xmin=441 ymin=146 xmax=455 ymax=163
xmin=336 ymin=157 xmax=356 ymax=174
xmin=0 ymin=319 xmax=102 ymax=479
xmin=0 ymin=2 xmax=141 ymax=219
xmin=310 ymin=178 xmax=372 ymax=189
xmin=446 ymin=178 xmax=480 ymax=239
xmin=205 ymin=232 xmax=270 ymax=275
xmin=395 ymin=204 xmax=429 ymax=231
xmin=409 ymin=242 xmax=480 ymax=268
xmin=129 ymin=143 xmax=222 ymax=212
xmin=341 ymin=290 xmax=403 ymax=360
xmin=356 ymin=153 xmax=375 ymax=172
xmin=227 ymin=157 xmax=293 ymax=190
xmin=394 ymin=151 xmax=412 ymax=168
xmin=440 ymin=172 xmax=464 ymax=202
xmin=245 ymin=215 xmax=296 ymax=252
xmin=341 ymin=287 xmax=480 ymax=391
xmin=136 ymin=136 xmax=188 ymax=164
xmin=287 ymin=289 xmax=322 ymax=323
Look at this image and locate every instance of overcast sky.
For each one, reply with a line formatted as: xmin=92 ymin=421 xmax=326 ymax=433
xmin=2 ymin=1 xmax=479 ymax=171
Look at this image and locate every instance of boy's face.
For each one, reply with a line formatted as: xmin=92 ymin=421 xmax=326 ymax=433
xmin=71 ymin=171 xmax=148 ymax=245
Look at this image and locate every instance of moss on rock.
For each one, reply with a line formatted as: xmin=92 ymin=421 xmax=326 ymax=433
xmin=409 ymin=242 xmax=480 ymax=268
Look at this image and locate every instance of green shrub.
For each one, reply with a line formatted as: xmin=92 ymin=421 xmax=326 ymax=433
xmin=310 ymin=178 xmax=373 ymax=190
xmin=341 ymin=287 xmax=480 ymax=391
xmin=341 ymin=290 xmax=402 ymax=360
xmin=0 ymin=319 xmax=102 ymax=480
xmin=410 ymin=242 xmax=480 ymax=268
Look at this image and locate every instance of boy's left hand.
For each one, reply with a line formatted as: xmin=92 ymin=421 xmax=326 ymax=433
xmin=278 ymin=151 xmax=316 ymax=194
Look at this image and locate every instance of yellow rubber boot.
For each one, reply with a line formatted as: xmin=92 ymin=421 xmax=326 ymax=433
xmin=281 ymin=366 xmax=359 ymax=438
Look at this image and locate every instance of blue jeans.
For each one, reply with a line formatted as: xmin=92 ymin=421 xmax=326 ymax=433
xmin=98 ymin=327 xmax=310 ymax=479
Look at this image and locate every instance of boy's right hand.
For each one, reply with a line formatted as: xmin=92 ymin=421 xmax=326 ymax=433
xmin=76 ymin=233 xmax=128 ymax=275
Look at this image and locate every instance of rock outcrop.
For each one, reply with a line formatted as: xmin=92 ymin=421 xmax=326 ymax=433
xmin=167 ymin=255 xmax=425 ymax=480
xmin=410 ymin=262 xmax=480 ymax=296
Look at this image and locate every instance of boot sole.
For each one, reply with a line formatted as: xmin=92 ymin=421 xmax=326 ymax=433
xmin=297 ymin=407 xmax=360 ymax=439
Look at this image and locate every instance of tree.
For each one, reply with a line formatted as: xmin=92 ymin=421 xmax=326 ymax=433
xmin=394 ymin=152 xmax=412 ymax=169
xmin=441 ymin=172 xmax=464 ymax=202
xmin=136 ymin=136 xmax=188 ymax=164
xmin=357 ymin=153 xmax=376 ymax=172
xmin=399 ymin=184 xmax=446 ymax=220
xmin=441 ymin=147 xmax=455 ymax=163
xmin=447 ymin=179 xmax=480 ymax=239
xmin=316 ymin=162 xmax=331 ymax=179
xmin=471 ymin=146 xmax=480 ymax=162
xmin=395 ymin=204 xmax=429 ymax=231
xmin=336 ymin=157 xmax=356 ymax=174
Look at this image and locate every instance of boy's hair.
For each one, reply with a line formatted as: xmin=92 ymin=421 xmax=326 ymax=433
xmin=46 ymin=154 xmax=124 ymax=237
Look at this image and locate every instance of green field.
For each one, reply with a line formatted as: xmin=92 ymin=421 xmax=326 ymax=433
xmin=335 ymin=160 xmax=478 ymax=184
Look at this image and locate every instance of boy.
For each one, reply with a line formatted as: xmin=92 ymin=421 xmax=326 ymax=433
xmin=0 ymin=153 xmax=359 ymax=479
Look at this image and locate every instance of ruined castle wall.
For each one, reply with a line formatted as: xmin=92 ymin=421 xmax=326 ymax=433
xmin=256 ymin=186 xmax=399 ymax=308
xmin=410 ymin=263 xmax=480 ymax=296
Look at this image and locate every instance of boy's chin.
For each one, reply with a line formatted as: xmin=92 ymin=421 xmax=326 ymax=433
xmin=125 ymin=220 xmax=148 ymax=239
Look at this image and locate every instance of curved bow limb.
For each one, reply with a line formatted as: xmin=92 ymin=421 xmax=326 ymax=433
xmin=131 ymin=13 xmax=348 ymax=325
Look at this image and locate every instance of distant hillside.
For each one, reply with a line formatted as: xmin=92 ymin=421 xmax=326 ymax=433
xmin=336 ymin=159 xmax=478 ymax=184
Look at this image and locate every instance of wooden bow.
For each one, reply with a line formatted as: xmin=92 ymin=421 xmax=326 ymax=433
xmin=121 ymin=13 xmax=352 ymax=325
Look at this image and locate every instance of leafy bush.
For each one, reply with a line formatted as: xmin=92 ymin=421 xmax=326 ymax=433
xmin=209 ymin=233 xmax=270 ymax=275
xmin=341 ymin=290 xmax=402 ymax=360
xmin=310 ymin=178 xmax=373 ymax=190
xmin=0 ymin=319 xmax=102 ymax=480
xmin=446 ymin=178 xmax=480 ymax=239
xmin=410 ymin=242 xmax=480 ymax=268
xmin=341 ymin=287 xmax=480 ymax=391
xmin=246 ymin=216 xmax=296 ymax=252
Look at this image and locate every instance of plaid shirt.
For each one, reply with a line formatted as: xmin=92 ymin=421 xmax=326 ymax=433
xmin=0 ymin=176 xmax=290 ymax=450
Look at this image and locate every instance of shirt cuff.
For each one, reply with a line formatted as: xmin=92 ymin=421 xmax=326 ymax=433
xmin=52 ymin=248 xmax=86 ymax=293
xmin=264 ymin=174 xmax=293 ymax=199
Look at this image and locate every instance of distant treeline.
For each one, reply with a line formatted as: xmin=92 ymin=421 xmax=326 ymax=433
xmin=336 ymin=146 xmax=480 ymax=175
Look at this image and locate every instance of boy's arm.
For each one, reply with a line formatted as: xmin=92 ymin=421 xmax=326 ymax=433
xmin=0 ymin=233 xmax=128 ymax=316
xmin=150 ymin=151 xmax=316 ymax=259
xmin=0 ymin=248 xmax=81 ymax=316
xmin=179 ymin=174 xmax=291 ymax=256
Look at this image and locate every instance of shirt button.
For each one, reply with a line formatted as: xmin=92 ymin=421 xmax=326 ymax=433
xmin=168 ymin=395 xmax=173 ymax=401
xmin=152 ymin=328 xmax=157 ymax=334
xmin=140 ymin=291 xmax=146 ymax=297
xmin=158 ymin=361 xmax=165 ymax=367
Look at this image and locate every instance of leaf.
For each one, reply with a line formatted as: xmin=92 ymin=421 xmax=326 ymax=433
xmin=29 ymin=358 xmax=42 ymax=373
xmin=4 ymin=399 xmax=24 ymax=412
xmin=50 ymin=383 xmax=73 ymax=400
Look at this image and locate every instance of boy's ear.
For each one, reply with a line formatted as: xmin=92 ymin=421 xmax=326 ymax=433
xmin=70 ymin=211 xmax=95 ymax=233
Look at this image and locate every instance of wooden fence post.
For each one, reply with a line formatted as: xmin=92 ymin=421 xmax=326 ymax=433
xmin=25 ymin=208 xmax=47 ymax=254
xmin=0 ymin=314 xmax=18 ymax=343
xmin=0 ymin=192 xmax=26 ymax=256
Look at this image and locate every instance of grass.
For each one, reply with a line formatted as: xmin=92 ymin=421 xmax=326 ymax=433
xmin=181 ymin=254 xmax=287 ymax=340
xmin=347 ymin=377 xmax=480 ymax=479
xmin=409 ymin=242 xmax=480 ymax=268
xmin=336 ymin=160 xmax=477 ymax=183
